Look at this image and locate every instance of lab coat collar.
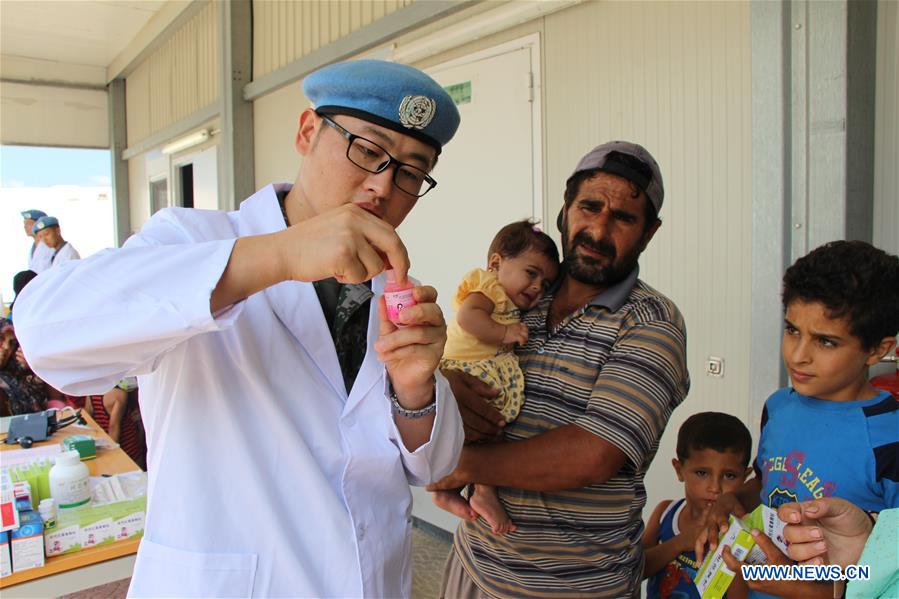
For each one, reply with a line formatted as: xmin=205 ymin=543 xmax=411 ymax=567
xmin=235 ymin=184 xmax=385 ymax=410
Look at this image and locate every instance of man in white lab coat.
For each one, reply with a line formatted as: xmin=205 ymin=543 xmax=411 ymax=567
xmin=14 ymin=59 xmax=464 ymax=598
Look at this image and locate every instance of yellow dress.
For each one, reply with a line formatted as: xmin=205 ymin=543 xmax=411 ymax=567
xmin=440 ymin=268 xmax=526 ymax=421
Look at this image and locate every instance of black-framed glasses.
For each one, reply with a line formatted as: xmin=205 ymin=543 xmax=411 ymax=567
xmin=320 ymin=115 xmax=437 ymax=198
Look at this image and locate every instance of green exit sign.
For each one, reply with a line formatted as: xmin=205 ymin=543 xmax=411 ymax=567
xmin=443 ymin=81 xmax=471 ymax=105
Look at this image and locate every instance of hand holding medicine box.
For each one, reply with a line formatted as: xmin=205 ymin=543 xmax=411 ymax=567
xmin=744 ymin=504 xmax=789 ymax=554
xmin=693 ymin=505 xmax=790 ymax=599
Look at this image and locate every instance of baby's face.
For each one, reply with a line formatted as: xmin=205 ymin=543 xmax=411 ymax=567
xmin=494 ymin=249 xmax=559 ymax=311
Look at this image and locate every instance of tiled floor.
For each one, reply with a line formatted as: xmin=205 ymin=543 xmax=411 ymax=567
xmin=58 ymin=523 xmax=453 ymax=599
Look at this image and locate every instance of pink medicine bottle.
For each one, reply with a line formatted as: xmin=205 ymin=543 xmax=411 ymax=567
xmin=384 ymin=269 xmax=416 ymax=326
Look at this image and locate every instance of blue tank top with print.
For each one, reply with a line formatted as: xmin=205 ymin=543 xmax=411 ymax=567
xmin=646 ymin=498 xmax=702 ymax=599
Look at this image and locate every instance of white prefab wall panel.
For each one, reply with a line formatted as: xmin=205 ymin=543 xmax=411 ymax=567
xmin=128 ymin=154 xmax=150 ymax=234
xmin=253 ymin=0 xmax=414 ymax=78
xmin=874 ymin=0 xmax=899 ymax=255
xmin=544 ymin=1 xmax=752 ymax=511
xmin=125 ymin=2 xmax=218 ymax=146
xmin=0 ymin=82 xmax=108 ymax=148
xmin=253 ymin=84 xmax=308 ymax=188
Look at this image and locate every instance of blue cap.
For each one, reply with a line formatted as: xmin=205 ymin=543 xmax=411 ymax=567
xmin=303 ymin=59 xmax=460 ymax=153
xmin=21 ymin=209 xmax=47 ymax=220
xmin=32 ymin=215 xmax=59 ymax=234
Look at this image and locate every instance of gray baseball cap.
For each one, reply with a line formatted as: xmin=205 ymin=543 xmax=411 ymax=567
xmin=570 ymin=141 xmax=664 ymax=214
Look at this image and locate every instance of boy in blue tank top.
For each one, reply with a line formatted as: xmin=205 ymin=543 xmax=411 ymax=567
xmin=698 ymin=241 xmax=899 ymax=599
xmin=643 ymin=412 xmax=753 ymax=599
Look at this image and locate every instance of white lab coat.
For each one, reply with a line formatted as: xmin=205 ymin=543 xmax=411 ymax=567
xmin=14 ymin=184 xmax=464 ymax=598
xmin=31 ymin=241 xmax=80 ymax=272
xmin=47 ymin=241 xmax=80 ymax=268
xmin=28 ymin=240 xmax=53 ymax=273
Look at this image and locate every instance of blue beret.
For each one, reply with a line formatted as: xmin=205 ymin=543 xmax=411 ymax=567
xmin=33 ymin=215 xmax=59 ymax=234
xmin=303 ymin=59 xmax=460 ymax=153
xmin=21 ymin=209 xmax=47 ymax=220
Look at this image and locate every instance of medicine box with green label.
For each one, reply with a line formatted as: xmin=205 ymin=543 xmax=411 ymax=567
xmin=44 ymin=514 xmax=81 ymax=557
xmin=79 ymin=509 xmax=113 ymax=549
xmin=744 ymin=504 xmax=789 ymax=554
xmin=693 ymin=515 xmax=766 ymax=599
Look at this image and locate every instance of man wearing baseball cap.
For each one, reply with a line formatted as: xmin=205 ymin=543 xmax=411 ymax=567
xmin=433 ymin=142 xmax=690 ymax=598
xmin=20 ymin=209 xmax=53 ymax=273
xmin=15 ymin=60 xmax=463 ymax=597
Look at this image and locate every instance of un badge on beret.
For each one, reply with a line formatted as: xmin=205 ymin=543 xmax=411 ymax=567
xmin=398 ymin=95 xmax=436 ymax=130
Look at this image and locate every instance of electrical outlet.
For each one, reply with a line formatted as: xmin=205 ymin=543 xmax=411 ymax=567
xmin=706 ymin=356 xmax=724 ymax=378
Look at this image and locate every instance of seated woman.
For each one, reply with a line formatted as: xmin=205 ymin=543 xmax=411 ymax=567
xmin=0 ymin=318 xmax=62 ymax=415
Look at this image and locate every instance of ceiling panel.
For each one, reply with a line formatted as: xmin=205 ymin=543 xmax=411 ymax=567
xmin=0 ymin=0 xmax=166 ymax=67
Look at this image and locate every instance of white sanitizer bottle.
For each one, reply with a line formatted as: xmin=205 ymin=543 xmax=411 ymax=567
xmin=49 ymin=450 xmax=92 ymax=510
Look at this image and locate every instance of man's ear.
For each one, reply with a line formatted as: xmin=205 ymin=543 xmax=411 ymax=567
xmin=866 ymin=335 xmax=898 ymax=366
xmin=638 ymin=218 xmax=662 ymax=253
xmin=294 ymin=108 xmax=319 ymax=156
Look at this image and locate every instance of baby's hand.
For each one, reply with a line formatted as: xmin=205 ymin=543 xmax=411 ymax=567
xmin=502 ymin=323 xmax=528 ymax=346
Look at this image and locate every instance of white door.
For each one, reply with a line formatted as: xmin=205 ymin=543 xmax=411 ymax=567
xmin=173 ymin=145 xmax=218 ymax=211
xmin=399 ymin=45 xmax=539 ymax=323
xmin=400 ymin=42 xmax=540 ymax=532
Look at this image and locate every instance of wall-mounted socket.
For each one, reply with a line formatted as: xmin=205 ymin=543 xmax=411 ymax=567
xmin=706 ymin=356 xmax=724 ymax=378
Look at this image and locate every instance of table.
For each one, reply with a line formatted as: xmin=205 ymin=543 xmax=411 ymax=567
xmin=0 ymin=412 xmax=141 ymax=594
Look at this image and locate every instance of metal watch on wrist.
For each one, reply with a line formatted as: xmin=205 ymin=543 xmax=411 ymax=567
xmin=389 ymin=380 xmax=437 ymax=419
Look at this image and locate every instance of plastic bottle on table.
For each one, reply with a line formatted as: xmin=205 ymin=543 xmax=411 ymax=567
xmin=49 ymin=450 xmax=91 ymax=510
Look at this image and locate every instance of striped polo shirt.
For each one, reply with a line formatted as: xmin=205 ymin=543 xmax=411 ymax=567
xmin=455 ymin=268 xmax=690 ymax=598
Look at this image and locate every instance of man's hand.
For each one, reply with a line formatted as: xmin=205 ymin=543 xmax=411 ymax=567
xmin=441 ymin=369 xmax=504 ymax=442
xmin=778 ymin=498 xmax=873 ymax=569
xmin=279 ymin=204 xmax=410 ymax=284
xmin=695 ymin=492 xmax=746 ymax=562
xmin=427 ymin=455 xmax=473 ymax=492
xmin=374 ymin=285 xmax=446 ymax=408
xmin=212 ymin=204 xmax=410 ymax=312
xmin=501 ymin=322 xmax=528 ymax=347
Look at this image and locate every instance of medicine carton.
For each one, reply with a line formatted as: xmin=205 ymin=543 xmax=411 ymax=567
xmin=63 ymin=435 xmax=97 ymax=461
xmin=0 ymin=530 xmax=11 ymax=577
xmin=110 ymin=498 xmax=145 ymax=541
xmin=0 ymin=478 xmax=19 ymax=533
xmin=694 ymin=515 xmax=766 ymax=599
xmin=78 ymin=510 xmax=113 ymax=549
xmin=744 ymin=504 xmax=789 ymax=555
xmin=44 ymin=513 xmax=81 ymax=557
xmin=10 ymin=510 xmax=44 ymax=572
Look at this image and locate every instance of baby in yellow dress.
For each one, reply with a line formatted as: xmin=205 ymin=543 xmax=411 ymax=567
xmin=439 ymin=220 xmax=560 ymax=533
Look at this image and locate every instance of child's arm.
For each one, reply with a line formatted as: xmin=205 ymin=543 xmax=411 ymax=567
xmin=642 ymin=500 xmax=681 ymax=579
xmin=102 ymin=387 xmax=128 ymax=443
xmin=456 ymin=293 xmax=527 ymax=347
